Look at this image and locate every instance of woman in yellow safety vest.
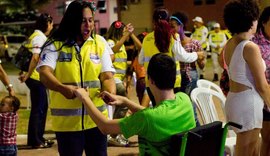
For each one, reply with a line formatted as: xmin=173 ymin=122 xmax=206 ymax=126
xmin=37 ymin=1 xmax=116 ymax=155
xmin=19 ymin=13 xmax=54 ymax=149
xmin=138 ymin=7 xmax=204 ymax=106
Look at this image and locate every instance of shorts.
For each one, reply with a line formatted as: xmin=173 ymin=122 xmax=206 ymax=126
xmin=225 ymin=89 xmax=264 ymax=133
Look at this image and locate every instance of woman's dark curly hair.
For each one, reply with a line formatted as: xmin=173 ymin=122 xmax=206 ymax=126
xmin=223 ymin=0 xmax=259 ymax=34
xmin=257 ymin=6 xmax=270 ymax=34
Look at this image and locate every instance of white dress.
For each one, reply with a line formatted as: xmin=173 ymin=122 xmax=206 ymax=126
xmin=225 ymin=40 xmax=265 ymax=133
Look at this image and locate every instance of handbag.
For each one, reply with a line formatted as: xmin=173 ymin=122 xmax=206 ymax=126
xmin=219 ymin=47 xmax=229 ymax=96
xmin=220 ymin=69 xmax=229 ymax=96
xmin=13 ymin=43 xmax=33 ymax=72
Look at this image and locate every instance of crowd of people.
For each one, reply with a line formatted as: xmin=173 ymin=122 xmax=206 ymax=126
xmin=1 ymin=0 xmax=270 ymax=155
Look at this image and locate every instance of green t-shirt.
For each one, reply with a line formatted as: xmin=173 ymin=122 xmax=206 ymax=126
xmin=119 ymin=92 xmax=196 ymax=155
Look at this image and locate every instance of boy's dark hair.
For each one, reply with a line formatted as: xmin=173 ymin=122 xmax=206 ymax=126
xmin=147 ymin=53 xmax=176 ymax=89
xmin=3 ymin=96 xmax=20 ymax=112
xmin=36 ymin=13 xmax=53 ymax=33
xmin=223 ymin=0 xmax=259 ymax=34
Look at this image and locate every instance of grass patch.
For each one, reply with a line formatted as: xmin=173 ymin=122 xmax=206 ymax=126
xmin=17 ymin=108 xmax=53 ymax=134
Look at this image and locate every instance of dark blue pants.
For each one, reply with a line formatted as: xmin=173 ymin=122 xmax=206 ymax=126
xmin=0 ymin=145 xmax=17 ymax=156
xmin=25 ymin=78 xmax=48 ymax=146
xmin=56 ymin=128 xmax=107 ymax=156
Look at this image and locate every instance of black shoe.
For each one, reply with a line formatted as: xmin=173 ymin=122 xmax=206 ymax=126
xmin=200 ymin=75 xmax=204 ymax=79
xmin=212 ymin=74 xmax=218 ymax=81
xmin=32 ymin=142 xmax=52 ymax=149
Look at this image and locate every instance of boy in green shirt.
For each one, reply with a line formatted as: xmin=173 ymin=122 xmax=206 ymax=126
xmin=75 ymin=53 xmax=196 ymax=155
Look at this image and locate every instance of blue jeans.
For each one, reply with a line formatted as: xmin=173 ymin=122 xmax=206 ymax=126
xmin=180 ymin=69 xmax=200 ymax=127
xmin=180 ymin=69 xmax=198 ymax=96
xmin=25 ymin=78 xmax=48 ymax=146
xmin=56 ymin=127 xmax=107 ymax=156
xmin=0 ymin=145 xmax=17 ymax=156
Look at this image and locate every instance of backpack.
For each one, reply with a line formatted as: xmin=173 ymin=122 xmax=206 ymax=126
xmin=13 ymin=42 xmax=33 ymax=72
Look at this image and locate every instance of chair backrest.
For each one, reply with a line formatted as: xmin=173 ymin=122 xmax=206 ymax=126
xmin=197 ymin=79 xmax=226 ymax=100
xmin=170 ymin=121 xmax=224 ymax=156
xmin=190 ymin=87 xmax=226 ymax=125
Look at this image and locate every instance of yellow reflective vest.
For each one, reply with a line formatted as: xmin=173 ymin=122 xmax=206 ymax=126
xmin=142 ymin=32 xmax=181 ymax=88
xmin=191 ymin=26 xmax=208 ymax=49
xmin=108 ymin=39 xmax=127 ymax=81
xmin=50 ymin=35 xmax=108 ymax=131
xmin=209 ymin=31 xmax=227 ymax=53
xmin=24 ymin=31 xmax=42 ymax=81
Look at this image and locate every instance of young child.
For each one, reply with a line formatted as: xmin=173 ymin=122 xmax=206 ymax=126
xmin=75 ymin=53 xmax=196 ymax=155
xmin=0 ymin=96 xmax=20 ymax=156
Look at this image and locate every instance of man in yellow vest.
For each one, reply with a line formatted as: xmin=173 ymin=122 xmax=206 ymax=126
xmin=208 ymin=23 xmax=227 ymax=81
xmin=191 ymin=16 xmax=209 ymax=79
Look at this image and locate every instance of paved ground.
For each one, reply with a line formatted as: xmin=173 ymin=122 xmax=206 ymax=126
xmin=16 ymin=134 xmax=139 ymax=156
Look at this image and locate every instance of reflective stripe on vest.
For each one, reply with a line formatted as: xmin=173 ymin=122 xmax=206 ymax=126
xmin=114 ymin=58 xmax=127 ymax=62
xmin=51 ymin=104 xmax=107 ymax=116
xmin=63 ymin=80 xmax=101 ymax=88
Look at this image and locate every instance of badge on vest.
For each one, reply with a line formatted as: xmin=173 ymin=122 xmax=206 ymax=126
xmin=58 ymin=52 xmax=72 ymax=62
xmin=90 ymin=53 xmax=100 ymax=64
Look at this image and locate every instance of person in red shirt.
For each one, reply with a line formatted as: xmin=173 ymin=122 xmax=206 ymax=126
xmin=0 ymin=96 xmax=20 ymax=156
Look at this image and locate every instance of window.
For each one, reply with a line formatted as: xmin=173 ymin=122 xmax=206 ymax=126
xmin=194 ymin=0 xmax=203 ymax=5
xmin=97 ymin=0 xmax=106 ymax=13
xmin=206 ymin=0 xmax=215 ymax=4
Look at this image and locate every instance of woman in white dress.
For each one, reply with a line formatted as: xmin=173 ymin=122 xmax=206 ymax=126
xmin=222 ymin=0 xmax=270 ymax=155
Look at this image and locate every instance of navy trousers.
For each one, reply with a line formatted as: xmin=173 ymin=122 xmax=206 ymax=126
xmin=25 ymin=78 xmax=48 ymax=146
xmin=56 ymin=127 xmax=107 ymax=156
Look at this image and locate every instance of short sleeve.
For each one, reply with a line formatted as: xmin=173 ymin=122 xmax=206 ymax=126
xmin=36 ymin=43 xmax=58 ymax=71
xmin=31 ymin=35 xmax=47 ymax=54
xmin=119 ymin=110 xmax=148 ymax=139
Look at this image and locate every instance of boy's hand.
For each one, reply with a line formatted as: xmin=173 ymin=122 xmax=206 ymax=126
xmin=100 ymin=91 xmax=125 ymax=106
xmin=74 ymin=88 xmax=89 ymax=101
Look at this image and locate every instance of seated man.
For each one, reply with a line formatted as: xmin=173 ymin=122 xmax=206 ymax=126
xmin=75 ymin=53 xmax=196 ymax=155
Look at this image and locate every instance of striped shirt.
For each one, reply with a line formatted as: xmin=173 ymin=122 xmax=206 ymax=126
xmin=0 ymin=112 xmax=18 ymax=145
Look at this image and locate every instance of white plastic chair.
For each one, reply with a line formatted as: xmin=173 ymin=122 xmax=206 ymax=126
xmin=190 ymin=87 xmax=237 ymax=156
xmin=197 ymin=79 xmax=226 ymax=100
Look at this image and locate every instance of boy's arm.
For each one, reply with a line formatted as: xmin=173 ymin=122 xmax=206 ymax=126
xmin=75 ymin=88 xmax=121 ymax=135
xmin=100 ymin=91 xmax=145 ymax=113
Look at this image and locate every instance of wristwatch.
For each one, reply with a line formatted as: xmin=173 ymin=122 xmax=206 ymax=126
xmin=6 ymin=84 xmax=13 ymax=89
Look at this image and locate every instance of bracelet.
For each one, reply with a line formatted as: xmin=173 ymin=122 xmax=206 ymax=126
xmin=6 ymin=84 xmax=13 ymax=89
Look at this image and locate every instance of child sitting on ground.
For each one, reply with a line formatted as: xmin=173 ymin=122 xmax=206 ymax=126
xmin=0 ymin=96 xmax=20 ymax=156
xmin=75 ymin=53 xmax=196 ymax=155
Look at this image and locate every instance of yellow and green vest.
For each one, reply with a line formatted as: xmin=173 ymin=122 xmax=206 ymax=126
xmin=50 ymin=35 xmax=108 ymax=131
xmin=191 ymin=26 xmax=208 ymax=49
xmin=142 ymin=32 xmax=181 ymax=88
xmin=24 ymin=31 xmax=42 ymax=81
xmin=209 ymin=31 xmax=226 ymax=53
xmin=108 ymin=39 xmax=127 ymax=81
